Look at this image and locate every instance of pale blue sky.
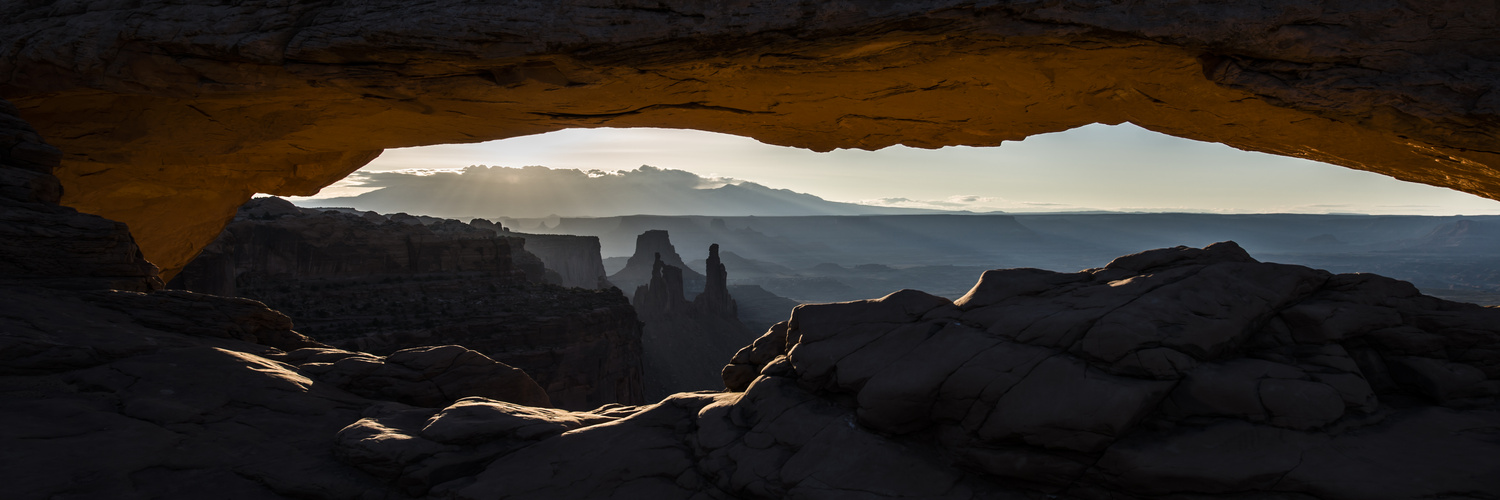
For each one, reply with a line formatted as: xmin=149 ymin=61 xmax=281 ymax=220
xmin=294 ymin=123 xmax=1500 ymax=215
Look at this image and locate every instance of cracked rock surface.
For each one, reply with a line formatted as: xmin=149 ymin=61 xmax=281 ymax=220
xmin=2 ymin=1 xmax=1497 ymax=274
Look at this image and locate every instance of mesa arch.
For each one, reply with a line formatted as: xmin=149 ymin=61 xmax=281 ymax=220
xmin=2 ymin=1 xmax=1497 ymax=277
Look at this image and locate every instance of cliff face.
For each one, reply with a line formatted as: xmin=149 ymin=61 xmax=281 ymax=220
xmin=3 ymin=1 xmax=1499 ymax=275
xmin=692 ymin=243 xmax=737 ymax=319
xmin=0 ymin=99 xmax=161 ymax=292
xmin=172 ymin=198 xmax=646 ymax=409
xmin=344 ymin=288 xmax=645 ymax=411
xmin=4 ymin=106 xmax=1498 ymax=500
xmin=0 ymin=99 xmax=564 ymax=497
xmin=504 ymin=230 xmax=610 ymax=289
xmin=191 ymin=198 xmax=530 ymax=288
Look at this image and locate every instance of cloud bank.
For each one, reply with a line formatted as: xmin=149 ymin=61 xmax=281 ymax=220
xmin=297 ymin=165 xmax=939 ymax=218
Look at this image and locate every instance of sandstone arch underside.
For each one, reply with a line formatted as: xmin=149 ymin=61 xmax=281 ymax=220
xmin=2 ymin=1 xmax=1497 ymax=277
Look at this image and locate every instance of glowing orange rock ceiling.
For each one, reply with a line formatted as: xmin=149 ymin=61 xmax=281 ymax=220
xmin=2 ymin=1 xmax=1496 ymax=277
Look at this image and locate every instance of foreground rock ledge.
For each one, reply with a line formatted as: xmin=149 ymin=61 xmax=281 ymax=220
xmin=5 ymin=242 xmax=1497 ymax=499
xmin=3 ymin=1 xmax=1498 ymax=275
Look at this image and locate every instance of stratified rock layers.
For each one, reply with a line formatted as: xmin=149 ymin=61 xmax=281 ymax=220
xmin=1 ymin=102 xmax=562 ymax=496
xmin=503 ymin=231 xmax=610 ymax=289
xmin=610 ymin=229 xmax=706 ymax=294
xmin=0 ymin=99 xmax=161 ymax=291
xmin=3 ymin=1 xmax=1497 ymax=274
xmin=173 ymin=199 xmax=647 ymax=409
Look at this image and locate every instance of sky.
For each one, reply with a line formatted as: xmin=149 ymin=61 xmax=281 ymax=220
xmin=287 ymin=123 xmax=1500 ymax=216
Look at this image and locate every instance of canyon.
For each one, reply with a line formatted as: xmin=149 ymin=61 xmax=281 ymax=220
xmin=171 ymin=197 xmax=645 ymax=410
xmin=630 ymin=240 xmax=759 ymax=400
xmin=2 ymin=1 xmax=1499 ymax=498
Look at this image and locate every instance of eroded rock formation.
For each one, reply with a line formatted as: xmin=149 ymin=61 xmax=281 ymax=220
xmin=0 ymin=104 xmax=561 ymax=495
xmin=172 ymin=198 xmax=646 ymax=409
xmin=4 ymin=112 xmax=1496 ymax=498
xmin=499 ymin=230 xmax=611 ymax=289
xmin=353 ymin=242 xmax=1500 ymax=499
xmin=693 ymin=243 xmax=738 ymax=318
xmin=0 ymin=99 xmax=161 ymax=291
xmin=4 ymin=1 xmax=1497 ymax=274
xmin=609 ymin=229 xmax=706 ymax=295
xmin=632 ymin=241 xmax=756 ymax=401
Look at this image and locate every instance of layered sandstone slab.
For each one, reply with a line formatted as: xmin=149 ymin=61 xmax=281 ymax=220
xmin=0 ymin=99 xmax=161 ymax=291
xmin=358 ymin=242 xmax=1500 ymax=499
xmin=2 ymin=1 xmax=1497 ymax=275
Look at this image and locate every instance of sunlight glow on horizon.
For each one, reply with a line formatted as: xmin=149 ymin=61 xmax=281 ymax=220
xmin=288 ymin=124 xmax=1500 ymax=216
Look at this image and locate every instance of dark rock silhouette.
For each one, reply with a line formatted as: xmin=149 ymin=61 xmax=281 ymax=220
xmin=3 ymin=101 xmax=1499 ymax=498
xmin=0 ymin=100 xmax=558 ymax=497
xmin=607 ymin=229 xmax=706 ymax=295
xmin=284 ymin=345 xmax=551 ymax=409
xmin=692 ymin=243 xmax=737 ymax=319
xmin=8 ymin=1 xmax=1500 ymax=278
xmin=332 ymin=242 xmax=1500 ymax=500
xmin=626 ymin=235 xmax=757 ymax=400
xmin=471 ymin=217 xmax=612 ymax=289
xmin=512 ymin=234 xmax=610 ymax=289
xmin=631 ymin=252 xmax=692 ymax=321
xmin=726 ymin=284 xmax=799 ymax=333
xmin=171 ymin=198 xmax=645 ymax=409
xmin=0 ymin=100 xmax=162 ymax=292
xmin=715 ymin=242 xmax=1500 ymax=499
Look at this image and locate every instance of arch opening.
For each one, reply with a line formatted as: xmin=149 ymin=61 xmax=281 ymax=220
xmin=290 ymin=124 xmax=1500 ymax=219
xmin=3 ymin=2 xmax=1496 ymax=277
xmin=275 ymin=124 xmax=1500 ymax=306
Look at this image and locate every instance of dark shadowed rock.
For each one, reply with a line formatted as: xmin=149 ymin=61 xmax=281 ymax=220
xmin=702 ymin=242 xmax=1500 ymax=498
xmin=693 ymin=243 xmax=737 ymax=318
xmin=172 ymin=198 xmax=646 ymax=409
xmin=280 ymin=345 xmax=551 ymax=409
xmin=631 ymin=240 xmax=758 ymax=400
xmin=0 ymin=99 xmax=1494 ymax=497
xmin=0 ymin=99 xmax=161 ymax=292
xmin=497 ymin=228 xmax=612 ymax=289
xmin=727 ymin=283 xmax=800 ymax=333
xmin=4 ymin=232 xmax=1498 ymax=497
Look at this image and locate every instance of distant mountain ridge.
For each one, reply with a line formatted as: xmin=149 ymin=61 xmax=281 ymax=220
xmin=304 ymin=165 xmax=954 ymax=218
xmin=1403 ymin=219 xmax=1500 ymax=252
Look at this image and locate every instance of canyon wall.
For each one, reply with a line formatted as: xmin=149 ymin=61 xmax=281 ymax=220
xmin=0 ymin=99 xmax=161 ymax=291
xmin=2 ymin=1 xmax=1497 ymax=274
xmin=4 ymin=97 xmax=1497 ymax=495
xmin=0 ymin=98 xmax=567 ymax=497
xmin=173 ymin=199 xmax=646 ymax=409
xmin=506 ymin=232 xmax=611 ymax=290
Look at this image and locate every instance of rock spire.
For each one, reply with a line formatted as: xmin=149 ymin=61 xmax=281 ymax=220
xmin=692 ymin=243 xmax=737 ymax=319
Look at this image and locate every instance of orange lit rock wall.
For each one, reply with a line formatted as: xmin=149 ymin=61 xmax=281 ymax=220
xmin=2 ymin=1 xmax=1497 ymax=277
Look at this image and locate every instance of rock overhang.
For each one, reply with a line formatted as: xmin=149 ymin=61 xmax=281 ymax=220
xmin=2 ymin=1 xmax=1497 ymax=277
